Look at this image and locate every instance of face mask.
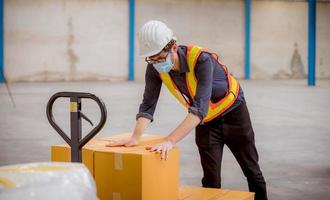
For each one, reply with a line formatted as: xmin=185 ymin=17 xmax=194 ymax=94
xmin=153 ymin=52 xmax=174 ymax=73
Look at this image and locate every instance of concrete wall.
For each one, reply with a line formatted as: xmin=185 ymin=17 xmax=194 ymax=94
xmin=135 ymin=0 xmax=245 ymax=81
xmin=251 ymin=1 xmax=308 ymax=79
xmin=317 ymin=2 xmax=330 ymax=79
xmin=251 ymin=1 xmax=330 ymax=80
xmin=5 ymin=0 xmax=128 ymax=82
xmin=4 ymin=0 xmax=330 ymax=82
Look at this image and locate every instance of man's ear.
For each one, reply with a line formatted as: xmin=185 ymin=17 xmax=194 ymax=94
xmin=172 ymin=43 xmax=178 ymax=53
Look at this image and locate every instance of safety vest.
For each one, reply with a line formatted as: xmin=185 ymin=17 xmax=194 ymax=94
xmin=159 ymin=45 xmax=240 ymax=122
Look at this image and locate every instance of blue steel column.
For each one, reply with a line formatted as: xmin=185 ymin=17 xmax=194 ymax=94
xmin=128 ymin=0 xmax=135 ymax=81
xmin=245 ymin=0 xmax=251 ymax=80
xmin=0 ymin=0 xmax=4 ymax=82
xmin=308 ymin=0 xmax=316 ymax=86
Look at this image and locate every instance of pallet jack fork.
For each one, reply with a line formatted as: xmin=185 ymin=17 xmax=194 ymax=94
xmin=46 ymin=92 xmax=107 ymax=162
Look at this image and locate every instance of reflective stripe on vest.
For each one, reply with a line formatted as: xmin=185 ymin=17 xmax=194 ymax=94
xmin=159 ymin=45 xmax=240 ymax=122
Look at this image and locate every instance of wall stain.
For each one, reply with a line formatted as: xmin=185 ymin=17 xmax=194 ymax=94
xmin=67 ymin=16 xmax=79 ymax=80
xmin=290 ymin=42 xmax=306 ymax=78
xmin=274 ymin=42 xmax=306 ymax=79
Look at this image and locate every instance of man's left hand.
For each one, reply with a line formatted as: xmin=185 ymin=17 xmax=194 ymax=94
xmin=146 ymin=140 xmax=174 ymax=160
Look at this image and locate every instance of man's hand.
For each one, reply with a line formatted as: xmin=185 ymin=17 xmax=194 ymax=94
xmin=146 ymin=140 xmax=174 ymax=160
xmin=105 ymin=136 xmax=139 ymax=147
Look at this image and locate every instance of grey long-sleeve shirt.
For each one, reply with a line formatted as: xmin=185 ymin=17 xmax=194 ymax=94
xmin=136 ymin=45 xmax=245 ymax=122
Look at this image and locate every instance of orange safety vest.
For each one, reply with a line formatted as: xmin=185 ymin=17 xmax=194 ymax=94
xmin=159 ymin=45 xmax=240 ymax=122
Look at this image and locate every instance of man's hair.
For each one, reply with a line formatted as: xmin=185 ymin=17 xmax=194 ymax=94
xmin=163 ymin=39 xmax=176 ymax=52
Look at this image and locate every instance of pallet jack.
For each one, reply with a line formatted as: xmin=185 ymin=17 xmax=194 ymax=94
xmin=46 ymin=92 xmax=107 ymax=162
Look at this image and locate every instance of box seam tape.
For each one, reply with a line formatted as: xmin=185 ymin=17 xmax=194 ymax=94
xmin=113 ymin=192 xmax=121 ymax=200
xmin=114 ymin=153 xmax=123 ymax=171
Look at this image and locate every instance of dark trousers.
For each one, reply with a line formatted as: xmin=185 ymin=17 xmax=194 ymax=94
xmin=195 ymin=102 xmax=268 ymax=200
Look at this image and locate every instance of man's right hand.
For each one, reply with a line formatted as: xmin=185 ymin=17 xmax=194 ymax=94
xmin=106 ymin=117 xmax=150 ymax=147
xmin=105 ymin=136 xmax=139 ymax=147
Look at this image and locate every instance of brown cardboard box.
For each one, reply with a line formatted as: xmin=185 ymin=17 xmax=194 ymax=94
xmin=51 ymin=133 xmax=179 ymax=200
xmin=94 ymin=145 xmax=179 ymax=200
xmin=51 ymin=133 xmax=166 ymax=175
xmin=179 ymin=186 xmax=254 ymax=200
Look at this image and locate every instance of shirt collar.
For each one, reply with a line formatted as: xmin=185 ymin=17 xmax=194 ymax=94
xmin=175 ymin=46 xmax=190 ymax=73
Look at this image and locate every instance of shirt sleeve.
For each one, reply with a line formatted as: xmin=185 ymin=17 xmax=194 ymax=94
xmin=188 ymin=52 xmax=214 ymax=121
xmin=136 ymin=64 xmax=162 ymax=122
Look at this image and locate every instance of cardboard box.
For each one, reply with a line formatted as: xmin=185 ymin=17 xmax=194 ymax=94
xmin=51 ymin=133 xmax=179 ymax=200
xmin=51 ymin=133 xmax=165 ymax=175
xmin=94 ymin=145 xmax=179 ymax=200
xmin=179 ymin=186 xmax=254 ymax=200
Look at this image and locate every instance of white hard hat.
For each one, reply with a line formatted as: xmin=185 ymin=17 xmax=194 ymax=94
xmin=138 ymin=20 xmax=174 ymax=57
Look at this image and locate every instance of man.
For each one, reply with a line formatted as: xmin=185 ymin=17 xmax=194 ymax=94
xmin=107 ymin=20 xmax=268 ymax=200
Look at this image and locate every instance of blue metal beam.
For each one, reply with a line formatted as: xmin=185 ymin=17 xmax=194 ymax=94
xmin=245 ymin=0 xmax=251 ymax=80
xmin=0 ymin=0 xmax=4 ymax=82
xmin=128 ymin=0 xmax=135 ymax=81
xmin=308 ymin=0 xmax=316 ymax=86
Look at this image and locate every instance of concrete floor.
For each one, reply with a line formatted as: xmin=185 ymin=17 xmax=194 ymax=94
xmin=0 ymin=80 xmax=329 ymax=200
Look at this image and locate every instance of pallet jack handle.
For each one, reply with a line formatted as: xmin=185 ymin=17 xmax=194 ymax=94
xmin=46 ymin=92 xmax=107 ymax=162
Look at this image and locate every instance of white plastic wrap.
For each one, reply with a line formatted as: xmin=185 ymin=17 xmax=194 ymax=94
xmin=0 ymin=162 xmax=99 ymax=200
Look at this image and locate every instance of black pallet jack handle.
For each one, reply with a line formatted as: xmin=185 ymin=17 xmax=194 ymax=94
xmin=46 ymin=92 xmax=107 ymax=162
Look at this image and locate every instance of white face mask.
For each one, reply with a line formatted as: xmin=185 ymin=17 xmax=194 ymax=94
xmin=152 ymin=52 xmax=174 ymax=73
